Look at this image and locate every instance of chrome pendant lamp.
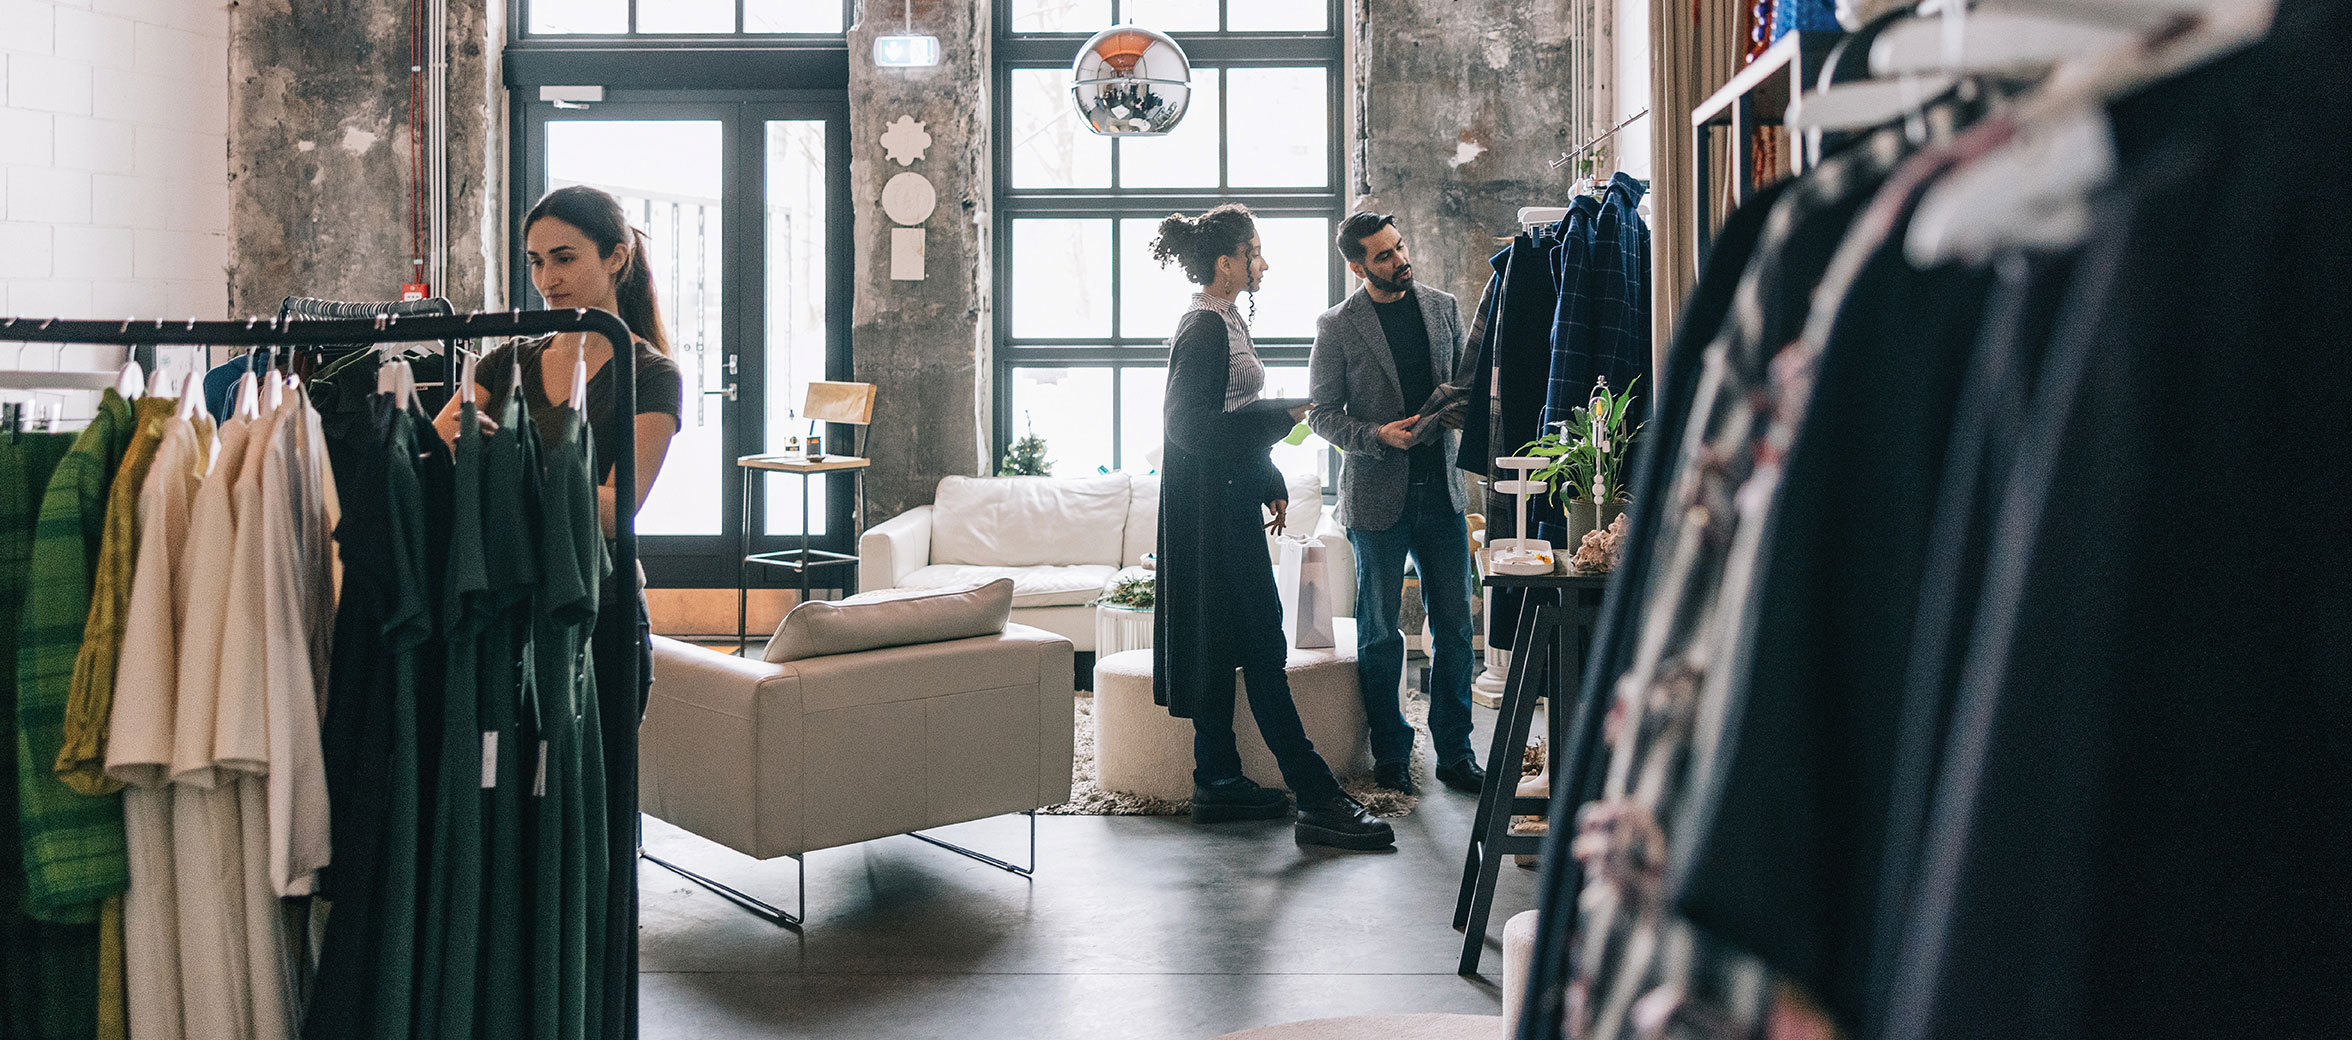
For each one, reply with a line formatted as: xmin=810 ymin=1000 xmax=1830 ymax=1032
xmin=1070 ymin=25 xmax=1193 ymax=136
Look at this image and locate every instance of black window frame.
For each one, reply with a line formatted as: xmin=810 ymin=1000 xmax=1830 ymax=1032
xmin=510 ymin=0 xmax=856 ymax=40
xmin=992 ymin=0 xmax=1348 ymax=476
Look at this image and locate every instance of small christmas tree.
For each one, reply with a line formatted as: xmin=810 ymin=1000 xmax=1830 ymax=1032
xmin=997 ymin=414 xmax=1050 ymax=476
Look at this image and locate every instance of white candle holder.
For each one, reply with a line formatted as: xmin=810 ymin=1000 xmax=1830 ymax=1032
xmin=1489 ymin=456 xmax=1557 ymax=576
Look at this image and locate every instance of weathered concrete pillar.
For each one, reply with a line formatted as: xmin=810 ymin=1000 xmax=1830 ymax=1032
xmin=228 ymin=0 xmax=499 ymax=313
xmin=1352 ymin=0 xmax=1578 ymax=307
xmin=847 ymin=0 xmax=993 ymax=519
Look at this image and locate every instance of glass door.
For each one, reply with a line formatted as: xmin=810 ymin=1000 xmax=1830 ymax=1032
xmin=522 ymin=98 xmax=849 ymax=587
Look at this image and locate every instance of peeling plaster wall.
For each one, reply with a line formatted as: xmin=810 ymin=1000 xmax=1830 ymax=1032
xmin=228 ymin=0 xmax=498 ymax=313
xmin=1352 ymin=0 xmax=1580 ymax=308
xmin=847 ymin=0 xmax=993 ymax=519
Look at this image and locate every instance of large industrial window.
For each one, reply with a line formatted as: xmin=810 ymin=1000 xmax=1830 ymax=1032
xmin=993 ymin=0 xmax=1346 ymax=483
xmin=523 ymin=0 xmax=852 ymax=35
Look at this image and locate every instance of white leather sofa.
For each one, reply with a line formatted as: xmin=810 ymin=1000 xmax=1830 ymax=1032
xmin=858 ymin=472 xmax=1354 ymax=652
xmin=639 ymin=583 xmax=1074 ymax=868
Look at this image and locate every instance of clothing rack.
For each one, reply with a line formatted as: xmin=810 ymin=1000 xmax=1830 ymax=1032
xmin=1551 ymin=108 xmax=1651 ymax=170
xmin=0 ymin=306 xmax=646 ymax=1034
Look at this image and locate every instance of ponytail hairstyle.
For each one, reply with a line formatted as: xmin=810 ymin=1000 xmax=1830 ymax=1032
xmin=524 ymin=185 xmax=674 ymax=357
xmin=1149 ymin=203 xmax=1258 ymax=286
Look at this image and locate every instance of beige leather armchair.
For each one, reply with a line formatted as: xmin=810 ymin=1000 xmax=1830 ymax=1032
xmin=639 ymin=624 xmax=1075 ymax=926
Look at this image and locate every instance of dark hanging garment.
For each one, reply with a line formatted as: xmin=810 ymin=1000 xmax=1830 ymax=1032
xmin=525 ymin=403 xmax=610 ymax=1040
xmin=1455 ymin=264 xmax=1505 ymax=483
xmin=1533 ymin=199 xmax=1597 ymax=549
xmin=1884 ymin=10 xmax=2352 ymax=1039
xmin=1466 ymin=235 xmax=1565 ymax=649
xmin=307 ymin=395 xmax=400 ymax=1038
xmin=1862 ymin=245 xmax=2079 ymax=1036
xmin=1509 ymin=178 xmax=1795 ymax=1040
xmin=474 ymin=390 xmax=544 ymax=1040
xmin=1538 ymin=173 xmax=1653 ymax=545
xmin=1669 ymin=129 xmax=2003 ymax=1034
xmin=416 ymin=399 xmax=494 ymax=1040
xmin=1544 ymin=135 xmax=1910 ymax=1040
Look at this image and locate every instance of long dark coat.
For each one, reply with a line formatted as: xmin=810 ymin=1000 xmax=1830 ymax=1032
xmin=1151 ymin=309 xmax=1294 ymax=719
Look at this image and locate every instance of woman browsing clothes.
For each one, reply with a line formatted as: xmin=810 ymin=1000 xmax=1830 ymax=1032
xmin=1148 ymin=203 xmax=1394 ymax=852
xmin=430 ymin=185 xmax=684 ymax=1034
xmin=434 ymin=184 xmax=684 ymax=713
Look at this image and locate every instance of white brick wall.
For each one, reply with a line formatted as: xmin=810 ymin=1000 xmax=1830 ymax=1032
xmin=1 ymin=0 xmax=229 ymax=321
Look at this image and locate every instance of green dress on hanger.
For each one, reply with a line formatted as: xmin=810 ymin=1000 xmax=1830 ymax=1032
xmin=528 ymin=402 xmax=608 ymax=1040
xmin=475 ymin=389 xmax=541 ymax=1038
xmin=416 ymin=398 xmax=490 ymax=1040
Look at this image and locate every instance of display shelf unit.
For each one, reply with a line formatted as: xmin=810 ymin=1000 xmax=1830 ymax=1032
xmin=1690 ymin=30 xmax=1843 ymax=257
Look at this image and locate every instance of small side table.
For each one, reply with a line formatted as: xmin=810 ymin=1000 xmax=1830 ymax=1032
xmin=1455 ymin=569 xmax=1609 ymax=976
xmin=737 ymin=453 xmax=872 ymax=653
xmin=1094 ymin=604 xmax=1154 ymax=656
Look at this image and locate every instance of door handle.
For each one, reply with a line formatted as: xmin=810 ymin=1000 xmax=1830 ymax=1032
xmin=703 ymin=383 xmax=739 ymax=402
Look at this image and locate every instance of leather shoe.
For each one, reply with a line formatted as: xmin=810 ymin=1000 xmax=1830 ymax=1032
xmin=1373 ymin=762 xmax=1416 ymax=795
xmin=1191 ymin=776 xmax=1291 ymax=823
xmin=1294 ymin=795 xmax=1396 ymax=851
xmin=1435 ymin=758 xmax=1487 ymax=794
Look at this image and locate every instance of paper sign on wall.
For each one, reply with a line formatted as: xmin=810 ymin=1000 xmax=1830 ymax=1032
xmin=891 ymin=227 xmax=927 ymax=281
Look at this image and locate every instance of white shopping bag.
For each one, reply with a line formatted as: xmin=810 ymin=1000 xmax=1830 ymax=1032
xmin=1276 ymin=535 xmax=1337 ymax=650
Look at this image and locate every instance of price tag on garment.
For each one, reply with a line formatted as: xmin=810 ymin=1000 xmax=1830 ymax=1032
xmin=482 ymin=732 xmax=499 ymax=789
xmin=533 ymin=741 xmax=549 ymax=798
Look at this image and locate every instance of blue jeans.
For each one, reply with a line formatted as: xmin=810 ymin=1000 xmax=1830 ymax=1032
xmin=1347 ymin=480 xmax=1478 ymax=767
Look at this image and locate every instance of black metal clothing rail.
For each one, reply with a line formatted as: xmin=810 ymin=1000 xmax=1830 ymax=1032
xmin=0 ymin=307 xmax=638 ymax=583
xmin=0 ymin=307 xmax=644 ymax=1030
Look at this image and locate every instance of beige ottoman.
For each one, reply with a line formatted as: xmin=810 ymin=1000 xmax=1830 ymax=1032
xmin=1501 ymin=910 xmax=1541 ymax=1035
xmin=1094 ymin=617 xmax=1375 ymax=801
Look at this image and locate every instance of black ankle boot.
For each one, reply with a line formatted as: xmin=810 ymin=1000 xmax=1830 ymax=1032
xmin=1191 ymin=776 xmax=1291 ymax=823
xmin=1295 ymin=795 xmax=1396 ymax=850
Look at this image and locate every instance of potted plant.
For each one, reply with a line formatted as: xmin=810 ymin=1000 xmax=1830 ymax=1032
xmin=997 ymin=413 xmax=1051 ymax=476
xmin=1094 ymin=572 xmax=1155 ymax=611
xmin=1516 ymin=376 xmax=1644 ymax=547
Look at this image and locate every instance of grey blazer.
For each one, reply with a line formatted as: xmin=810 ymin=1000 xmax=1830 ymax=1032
xmin=1307 ymin=281 xmax=1472 ymax=532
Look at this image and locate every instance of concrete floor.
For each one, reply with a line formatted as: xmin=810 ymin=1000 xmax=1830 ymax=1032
xmin=635 ymin=703 xmax=1542 ymax=1040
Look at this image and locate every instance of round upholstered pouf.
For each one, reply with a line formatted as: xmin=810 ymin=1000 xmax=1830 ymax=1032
xmin=1093 ymin=618 xmax=1374 ymax=802
xmin=1211 ymin=1013 xmax=1503 ymax=1040
xmin=1500 ymin=910 xmax=1541 ymax=1033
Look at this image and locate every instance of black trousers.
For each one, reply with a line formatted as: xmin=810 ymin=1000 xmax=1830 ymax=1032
xmin=1188 ymin=503 xmax=1344 ymax=805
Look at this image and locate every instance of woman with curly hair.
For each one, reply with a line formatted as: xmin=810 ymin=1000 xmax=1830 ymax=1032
xmin=1148 ymin=203 xmax=1393 ymax=852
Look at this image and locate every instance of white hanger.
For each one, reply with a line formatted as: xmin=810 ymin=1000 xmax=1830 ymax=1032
xmin=177 ymin=370 xmax=203 ymax=422
xmin=116 ymin=359 xmax=145 ymax=400
xmin=146 ymin=365 xmax=169 ymax=399
xmin=395 ymin=359 xmax=416 ymax=411
xmin=1996 ymin=0 xmax=2242 ymax=31
xmin=569 ymin=340 xmax=589 ymax=410
xmin=265 ymin=370 xmax=285 ymax=412
xmin=1905 ymin=0 xmax=2275 ymax=266
xmin=235 ymin=369 xmax=260 ymax=420
xmin=1516 ymin=206 xmax=1571 ymax=227
xmin=1869 ymin=9 xmax=2131 ymax=79
xmin=1787 ymin=74 xmax=1959 ymax=133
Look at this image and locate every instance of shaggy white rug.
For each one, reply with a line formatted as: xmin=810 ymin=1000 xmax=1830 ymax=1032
xmin=1211 ymin=1013 xmax=1503 ymax=1040
xmin=1039 ymin=691 xmax=1433 ymax=818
